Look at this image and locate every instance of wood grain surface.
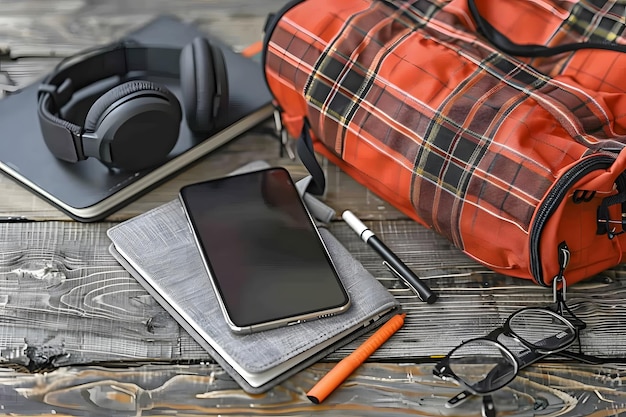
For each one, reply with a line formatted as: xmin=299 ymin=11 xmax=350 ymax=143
xmin=1 ymin=1 xmax=626 ymax=416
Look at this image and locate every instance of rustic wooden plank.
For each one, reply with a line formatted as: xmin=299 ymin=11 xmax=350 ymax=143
xmin=0 ymin=362 xmax=624 ymax=416
xmin=0 ymin=0 xmax=287 ymax=95
xmin=0 ymin=219 xmax=624 ymax=370
xmin=0 ymin=0 xmax=287 ymax=56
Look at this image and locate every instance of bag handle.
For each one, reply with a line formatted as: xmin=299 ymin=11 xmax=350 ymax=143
xmin=467 ymin=0 xmax=626 ymax=57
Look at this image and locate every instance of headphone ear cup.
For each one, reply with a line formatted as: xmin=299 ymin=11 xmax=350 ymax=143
xmin=180 ymin=37 xmax=229 ymax=133
xmin=84 ymin=80 xmax=182 ymax=171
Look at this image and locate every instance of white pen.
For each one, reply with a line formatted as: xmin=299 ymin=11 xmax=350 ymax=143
xmin=342 ymin=210 xmax=438 ymax=304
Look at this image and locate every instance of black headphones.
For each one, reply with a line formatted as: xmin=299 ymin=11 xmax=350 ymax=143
xmin=37 ymin=37 xmax=229 ymax=171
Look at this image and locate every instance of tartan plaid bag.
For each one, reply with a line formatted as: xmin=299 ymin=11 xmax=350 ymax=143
xmin=263 ymin=0 xmax=626 ymax=287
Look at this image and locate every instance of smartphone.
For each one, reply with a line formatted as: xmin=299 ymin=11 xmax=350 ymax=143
xmin=179 ymin=167 xmax=351 ymax=334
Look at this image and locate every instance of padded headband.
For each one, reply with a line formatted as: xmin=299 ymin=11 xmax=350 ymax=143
xmin=37 ymin=42 xmax=182 ymax=163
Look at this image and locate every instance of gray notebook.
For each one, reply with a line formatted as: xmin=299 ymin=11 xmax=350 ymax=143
xmin=107 ymin=192 xmax=399 ymax=393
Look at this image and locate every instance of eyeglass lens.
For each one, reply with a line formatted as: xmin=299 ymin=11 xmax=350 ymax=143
xmin=448 ymin=340 xmax=517 ymax=393
xmin=508 ymin=308 xmax=576 ymax=352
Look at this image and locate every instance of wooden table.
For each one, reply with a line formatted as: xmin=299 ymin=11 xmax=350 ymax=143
xmin=1 ymin=1 xmax=625 ymax=416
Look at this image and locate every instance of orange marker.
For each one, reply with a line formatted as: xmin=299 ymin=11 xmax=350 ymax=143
xmin=306 ymin=312 xmax=406 ymax=404
xmin=240 ymin=40 xmax=263 ymax=58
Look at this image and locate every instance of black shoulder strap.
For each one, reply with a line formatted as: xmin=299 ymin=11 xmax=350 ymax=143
xmin=467 ymin=0 xmax=626 ymax=57
xmin=296 ymin=118 xmax=326 ymax=195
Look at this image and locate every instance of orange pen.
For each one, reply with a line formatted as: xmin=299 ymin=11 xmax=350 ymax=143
xmin=306 ymin=312 xmax=406 ymax=404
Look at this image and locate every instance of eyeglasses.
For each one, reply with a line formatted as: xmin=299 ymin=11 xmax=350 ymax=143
xmin=433 ymin=305 xmax=578 ymax=392
xmin=433 ymin=277 xmax=595 ymax=417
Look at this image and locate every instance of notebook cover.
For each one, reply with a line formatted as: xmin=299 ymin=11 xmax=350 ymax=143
xmin=0 ymin=16 xmax=273 ymax=222
xmin=106 ymin=192 xmax=399 ymax=393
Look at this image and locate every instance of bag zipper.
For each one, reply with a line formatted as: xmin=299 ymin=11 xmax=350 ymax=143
xmin=530 ymin=154 xmax=616 ymax=286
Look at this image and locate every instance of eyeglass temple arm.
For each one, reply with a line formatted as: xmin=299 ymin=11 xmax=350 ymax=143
xmin=558 ymin=349 xmax=626 ymax=364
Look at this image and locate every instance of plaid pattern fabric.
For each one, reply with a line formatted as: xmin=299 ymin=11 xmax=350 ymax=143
xmin=264 ymin=0 xmax=626 ymax=285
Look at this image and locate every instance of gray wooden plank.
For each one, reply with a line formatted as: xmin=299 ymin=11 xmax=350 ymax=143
xmin=0 ymin=0 xmax=287 ymax=56
xmin=0 ymin=219 xmax=624 ymax=371
xmin=0 ymin=362 xmax=624 ymax=416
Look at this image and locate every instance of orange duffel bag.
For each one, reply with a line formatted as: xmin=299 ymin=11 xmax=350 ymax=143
xmin=262 ymin=0 xmax=626 ymax=288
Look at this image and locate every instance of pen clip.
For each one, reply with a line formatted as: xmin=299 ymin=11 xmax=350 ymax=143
xmin=383 ymin=261 xmax=423 ymax=302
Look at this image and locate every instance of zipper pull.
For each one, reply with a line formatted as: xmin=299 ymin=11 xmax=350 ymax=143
xmin=553 ymin=241 xmax=570 ymax=303
xmin=557 ymin=241 xmax=570 ymax=274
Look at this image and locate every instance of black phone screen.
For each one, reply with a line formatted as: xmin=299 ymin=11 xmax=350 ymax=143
xmin=179 ymin=167 xmax=350 ymax=331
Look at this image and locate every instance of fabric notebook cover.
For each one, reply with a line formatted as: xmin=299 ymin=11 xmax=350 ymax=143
xmin=107 ymin=199 xmax=398 ymax=393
